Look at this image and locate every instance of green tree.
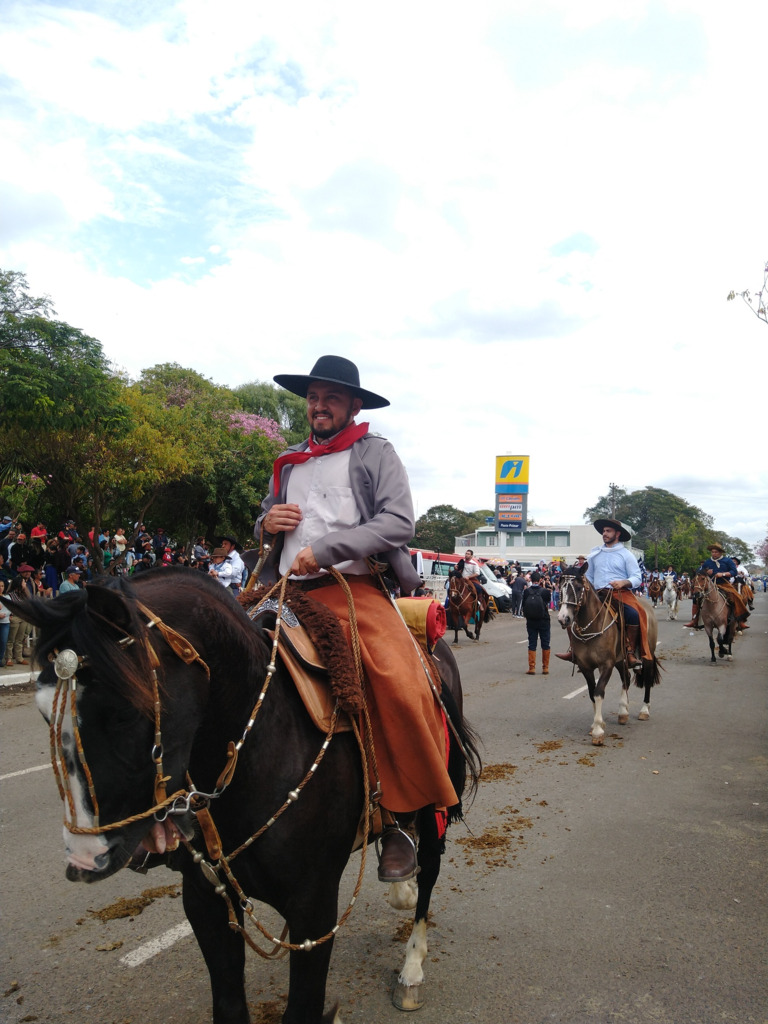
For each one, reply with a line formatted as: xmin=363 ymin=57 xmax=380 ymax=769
xmin=132 ymin=364 xmax=286 ymax=547
xmin=585 ymin=483 xmax=754 ymax=571
xmin=584 ymin=484 xmax=630 ymax=522
xmin=464 ymin=508 xmax=496 ymax=532
xmin=413 ymin=505 xmax=474 ymax=552
xmin=233 ymin=380 xmax=307 ymax=444
xmin=0 ymin=272 xmax=312 ymax=559
xmin=0 ymin=270 xmax=130 ymax=437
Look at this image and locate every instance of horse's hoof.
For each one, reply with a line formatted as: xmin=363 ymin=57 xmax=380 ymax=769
xmin=393 ymin=982 xmax=424 ymax=1011
xmin=591 ymin=735 xmax=604 ymax=746
xmin=617 ymin=714 xmax=629 ymax=725
xmin=387 ymin=879 xmax=418 ymax=911
xmin=638 ymin=709 xmax=650 ymax=721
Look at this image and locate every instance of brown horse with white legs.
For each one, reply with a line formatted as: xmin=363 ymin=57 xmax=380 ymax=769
xmin=557 ymin=564 xmax=661 ymax=746
xmin=446 ymin=575 xmax=491 ymax=644
xmin=691 ymin=573 xmax=736 ymax=662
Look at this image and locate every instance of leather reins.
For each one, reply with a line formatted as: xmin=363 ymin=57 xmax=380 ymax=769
xmin=559 ymin=576 xmax=619 ymax=643
xmin=48 ymin=581 xmax=375 ymax=959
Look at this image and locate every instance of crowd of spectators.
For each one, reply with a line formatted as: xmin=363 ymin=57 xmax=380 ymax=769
xmin=0 ymin=516 xmax=248 ymax=668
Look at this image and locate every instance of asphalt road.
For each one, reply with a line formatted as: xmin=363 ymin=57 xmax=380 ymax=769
xmin=1 ymin=593 xmax=766 ymax=1024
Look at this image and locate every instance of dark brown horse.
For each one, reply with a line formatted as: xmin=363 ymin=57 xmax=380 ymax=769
xmin=691 ymin=572 xmax=736 ymax=662
xmin=3 ymin=569 xmax=480 ymax=1023
xmin=648 ymin=578 xmax=662 ymax=606
xmin=557 ymin=564 xmax=661 ymax=745
xmin=446 ymin=574 xmax=491 ymax=644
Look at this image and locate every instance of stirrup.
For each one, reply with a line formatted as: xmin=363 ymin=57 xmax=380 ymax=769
xmin=375 ymin=825 xmax=419 ymax=883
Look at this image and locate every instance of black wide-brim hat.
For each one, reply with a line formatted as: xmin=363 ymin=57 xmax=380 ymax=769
xmin=593 ymin=518 xmax=633 ymax=543
xmin=273 ymin=355 xmax=390 ymax=409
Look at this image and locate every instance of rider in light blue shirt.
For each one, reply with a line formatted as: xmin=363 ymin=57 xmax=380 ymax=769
xmin=585 ymin=540 xmax=643 ymax=593
xmin=558 ymin=518 xmax=645 ymax=667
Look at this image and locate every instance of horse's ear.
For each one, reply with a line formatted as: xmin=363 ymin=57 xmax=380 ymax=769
xmin=578 ymin=562 xmax=588 ymax=576
xmin=84 ymin=581 xmax=136 ymax=634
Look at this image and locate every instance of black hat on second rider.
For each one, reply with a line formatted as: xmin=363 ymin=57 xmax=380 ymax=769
xmin=593 ymin=518 xmax=633 ymax=543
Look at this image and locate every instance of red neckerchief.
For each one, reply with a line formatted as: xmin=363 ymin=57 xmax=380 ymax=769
xmin=272 ymin=421 xmax=370 ymax=493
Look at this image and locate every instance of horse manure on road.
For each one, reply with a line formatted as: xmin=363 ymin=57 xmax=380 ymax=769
xmin=480 ymin=762 xmax=518 ymax=781
xmin=534 ymin=739 xmax=563 ymax=754
xmin=249 ymin=999 xmax=285 ymax=1024
xmin=86 ymin=884 xmax=181 ymax=922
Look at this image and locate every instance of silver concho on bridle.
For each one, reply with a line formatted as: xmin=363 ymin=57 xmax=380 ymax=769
xmin=53 ymin=648 xmax=81 ymax=680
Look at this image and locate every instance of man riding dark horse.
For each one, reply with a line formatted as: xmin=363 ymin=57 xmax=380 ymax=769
xmin=684 ymin=543 xmax=750 ymax=631
xmin=256 ymin=355 xmax=459 ymax=885
xmin=557 ymin=518 xmax=651 ymax=669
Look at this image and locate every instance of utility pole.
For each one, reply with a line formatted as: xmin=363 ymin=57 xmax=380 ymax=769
xmin=608 ymin=482 xmax=618 ymax=518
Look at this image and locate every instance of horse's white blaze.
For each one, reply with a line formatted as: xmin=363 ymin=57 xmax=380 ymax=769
xmin=388 ymin=879 xmax=418 ymax=911
xmin=36 ymin=685 xmax=109 ymax=870
xmin=398 ymin=918 xmax=428 ymax=988
xmin=557 ymin=606 xmax=574 ymax=628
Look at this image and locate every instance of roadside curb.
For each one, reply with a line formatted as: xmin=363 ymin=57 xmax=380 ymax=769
xmin=1 ymin=669 xmax=39 ymax=688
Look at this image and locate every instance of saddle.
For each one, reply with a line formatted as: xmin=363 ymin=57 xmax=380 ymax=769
xmin=239 ymin=584 xmax=363 ymax=733
xmin=238 ymin=585 xmax=449 ymax=732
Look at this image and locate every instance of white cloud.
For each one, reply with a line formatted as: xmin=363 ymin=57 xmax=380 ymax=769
xmin=1 ymin=0 xmax=766 ymax=546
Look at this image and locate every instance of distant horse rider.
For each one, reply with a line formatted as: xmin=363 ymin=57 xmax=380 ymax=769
xmin=255 ymin=355 xmax=459 ymax=884
xmin=460 ymin=549 xmax=486 ymax=598
xmin=557 ymin=518 xmax=650 ymax=669
xmin=684 ymin=543 xmax=750 ymax=631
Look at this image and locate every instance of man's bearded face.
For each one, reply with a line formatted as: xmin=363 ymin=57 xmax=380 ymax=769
xmin=306 ymin=382 xmax=363 ymax=439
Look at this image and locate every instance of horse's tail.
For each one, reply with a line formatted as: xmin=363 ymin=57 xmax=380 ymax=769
xmin=483 ymin=599 xmax=496 ymax=623
xmin=635 ymin=655 xmax=663 ymax=689
xmin=441 ymin=683 xmax=482 ymax=822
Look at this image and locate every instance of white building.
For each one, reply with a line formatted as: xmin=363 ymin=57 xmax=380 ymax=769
xmin=454 ymin=524 xmax=646 ymax=567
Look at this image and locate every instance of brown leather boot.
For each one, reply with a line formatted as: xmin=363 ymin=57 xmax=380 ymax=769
xmin=555 ymin=648 xmax=574 ymax=661
xmin=683 ymin=601 xmax=700 ymax=628
xmin=625 ymin=624 xmax=642 ymax=669
xmin=377 ymin=825 xmax=419 ymax=882
xmin=526 ymin=650 xmax=536 ymax=675
xmin=542 ymin=650 xmax=550 ymax=675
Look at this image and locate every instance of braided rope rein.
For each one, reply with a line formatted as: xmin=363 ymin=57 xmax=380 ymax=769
xmin=47 ymin=578 xmax=375 ymax=957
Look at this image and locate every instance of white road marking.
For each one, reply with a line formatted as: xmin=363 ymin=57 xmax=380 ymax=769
xmin=120 ymin=921 xmax=193 ymax=967
xmin=564 ymin=684 xmax=588 ymax=699
xmin=0 ymin=763 xmax=51 ymax=781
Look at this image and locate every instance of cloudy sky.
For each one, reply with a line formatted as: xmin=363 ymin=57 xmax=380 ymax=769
xmin=2 ymin=0 xmax=766 ymax=547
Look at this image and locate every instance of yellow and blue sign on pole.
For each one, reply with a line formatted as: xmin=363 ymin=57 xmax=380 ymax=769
xmin=495 ymin=456 xmax=529 ymax=531
xmin=495 ymin=456 xmax=529 ymax=492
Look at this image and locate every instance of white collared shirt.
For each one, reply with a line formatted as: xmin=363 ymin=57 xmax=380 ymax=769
xmin=280 ymin=449 xmax=369 ymax=578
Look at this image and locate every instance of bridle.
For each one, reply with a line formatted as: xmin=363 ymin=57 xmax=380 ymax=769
xmin=48 ymin=602 xmax=211 ymax=837
xmin=46 ymin=577 xmax=376 ymax=959
xmin=692 ymin=573 xmax=727 ymax=611
xmin=559 ymin=574 xmax=618 ymax=642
